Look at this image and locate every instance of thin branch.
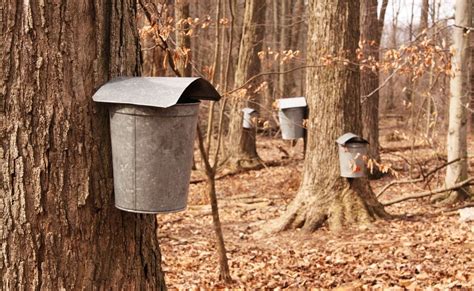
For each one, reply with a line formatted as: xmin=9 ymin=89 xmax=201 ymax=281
xmin=377 ymin=156 xmax=473 ymax=198
xmin=361 ymin=59 xmax=408 ymax=103
xmin=212 ymin=99 xmax=228 ymax=170
xmin=157 ymin=34 xmax=182 ymax=77
xmin=223 ymin=65 xmax=325 ymax=96
xmin=196 ymin=124 xmax=213 ymax=174
xmin=383 ymin=177 xmax=474 ymax=206
xmin=205 ymin=101 xmax=216 ymax=155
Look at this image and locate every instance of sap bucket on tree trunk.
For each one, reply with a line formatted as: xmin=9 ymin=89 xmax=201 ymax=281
xmin=242 ymin=107 xmax=257 ymax=129
xmin=277 ymin=97 xmax=307 ymax=139
xmin=93 ymin=77 xmax=221 ymax=213
xmin=336 ymin=133 xmax=369 ymax=178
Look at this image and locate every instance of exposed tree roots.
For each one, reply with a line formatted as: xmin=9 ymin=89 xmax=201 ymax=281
xmin=262 ymin=178 xmax=389 ymax=234
xmin=430 ymin=186 xmax=472 ymax=206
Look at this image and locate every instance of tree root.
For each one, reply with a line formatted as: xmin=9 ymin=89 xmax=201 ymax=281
xmin=258 ymin=178 xmax=389 ymax=235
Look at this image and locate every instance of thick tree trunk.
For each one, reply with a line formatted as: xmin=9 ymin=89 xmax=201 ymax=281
xmin=0 ymin=1 xmax=166 ymax=289
xmin=226 ymin=0 xmax=265 ymax=170
xmin=442 ymin=0 xmax=472 ymax=203
xmin=471 ymin=1 xmax=474 ymax=131
xmin=360 ymin=0 xmax=387 ymax=179
xmin=269 ymin=0 xmax=388 ymax=233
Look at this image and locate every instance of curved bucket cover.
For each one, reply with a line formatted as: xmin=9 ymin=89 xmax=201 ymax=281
xmin=278 ymin=97 xmax=307 ymax=109
xmin=92 ymin=77 xmax=221 ymax=108
xmin=336 ymin=132 xmax=369 ymax=145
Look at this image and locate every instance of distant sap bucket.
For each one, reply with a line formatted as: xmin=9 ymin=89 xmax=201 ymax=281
xmin=242 ymin=107 xmax=257 ymax=129
xmin=93 ymin=77 xmax=221 ymax=214
xmin=336 ymin=133 xmax=369 ymax=178
xmin=277 ymin=97 xmax=307 ymax=140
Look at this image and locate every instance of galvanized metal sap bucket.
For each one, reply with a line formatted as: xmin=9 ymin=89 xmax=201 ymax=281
xmin=93 ymin=77 xmax=221 ymax=213
xmin=277 ymin=97 xmax=307 ymax=140
xmin=336 ymin=133 xmax=369 ymax=178
xmin=242 ymin=107 xmax=257 ymax=129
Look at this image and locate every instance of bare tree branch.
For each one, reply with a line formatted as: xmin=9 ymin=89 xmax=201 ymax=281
xmin=377 ymin=156 xmax=473 ymax=198
xmin=382 ymin=177 xmax=474 ymax=206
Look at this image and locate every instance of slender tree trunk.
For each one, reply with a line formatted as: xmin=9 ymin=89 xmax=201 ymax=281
xmin=0 ymin=1 xmax=166 ymax=289
xmin=269 ymin=0 xmax=388 ymax=233
xmin=360 ymin=0 xmax=388 ymax=179
xmin=386 ymin=1 xmax=400 ymax=111
xmin=420 ymin=0 xmax=435 ymax=138
xmin=278 ymin=0 xmax=290 ymax=97
xmin=225 ymin=0 xmax=265 ymax=170
xmin=175 ymin=0 xmax=192 ymax=77
xmin=421 ymin=0 xmax=429 ymax=30
xmin=286 ymin=0 xmax=304 ymax=97
xmin=272 ymin=0 xmax=281 ymax=99
xmin=442 ymin=0 xmax=472 ymax=202
xmin=406 ymin=0 xmax=415 ymax=104
xmin=206 ymin=174 xmax=232 ymax=281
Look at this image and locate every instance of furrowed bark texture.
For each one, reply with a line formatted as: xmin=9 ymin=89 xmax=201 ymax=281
xmin=470 ymin=1 xmax=474 ymax=130
xmin=0 ymin=1 xmax=166 ymax=289
xmin=175 ymin=0 xmax=192 ymax=77
xmin=226 ymin=0 xmax=265 ymax=170
xmin=444 ymin=0 xmax=472 ymax=201
xmin=360 ymin=0 xmax=388 ymax=178
xmin=270 ymin=0 xmax=388 ymax=233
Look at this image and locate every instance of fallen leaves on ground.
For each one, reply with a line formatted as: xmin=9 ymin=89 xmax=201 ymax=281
xmin=158 ymin=134 xmax=474 ymax=289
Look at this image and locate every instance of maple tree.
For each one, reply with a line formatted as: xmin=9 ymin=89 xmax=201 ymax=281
xmin=2 ymin=0 xmax=473 ymax=289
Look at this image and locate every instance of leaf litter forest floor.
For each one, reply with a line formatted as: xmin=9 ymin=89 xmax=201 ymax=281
xmin=158 ymin=118 xmax=474 ymax=289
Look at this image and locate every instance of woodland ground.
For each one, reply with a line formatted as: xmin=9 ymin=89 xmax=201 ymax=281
xmin=158 ymin=117 xmax=474 ymax=289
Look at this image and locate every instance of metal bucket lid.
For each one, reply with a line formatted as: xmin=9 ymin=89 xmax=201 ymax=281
xmin=92 ymin=77 xmax=221 ymax=108
xmin=336 ymin=132 xmax=369 ymax=145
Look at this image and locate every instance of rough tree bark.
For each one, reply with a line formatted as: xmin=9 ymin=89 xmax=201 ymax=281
xmin=268 ymin=0 xmax=388 ymax=233
xmin=225 ymin=0 xmax=265 ymax=170
xmin=471 ymin=1 xmax=474 ymax=131
xmin=175 ymin=0 xmax=192 ymax=77
xmin=0 ymin=1 xmax=166 ymax=289
xmin=360 ymin=0 xmax=388 ymax=179
xmin=441 ymin=0 xmax=472 ymax=203
xmin=289 ymin=0 xmax=305 ymax=97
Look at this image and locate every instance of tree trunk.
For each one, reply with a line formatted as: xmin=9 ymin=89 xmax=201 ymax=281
xmin=442 ymin=0 xmax=472 ymax=202
xmin=175 ymin=0 xmax=192 ymax=77
xmin=225 ymin=0 xmax=265 ymax=170
xmin=420 ymin=0 xmax=436 ymax=138
xmin=269 ymin=0 xmax=388 ymax=233
xmin=470 ymin=1 xmax=474 ymax=132
xmin=385 ymin=2 xmax=400 ymax=111
xmin=420 ymin=0 xmax=429 ymax=31
xmin=278 ymin=0 xmax=290 ymax=97
xmin=0 ymin=1 xmax=166 ymax=289
xmin=360 ymin=0 xmax=388 ymax=179
xmin=287 ymin=0 xmax=305 ymax=96
xmin=405 ymin=0 xmax=415 ymax=104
